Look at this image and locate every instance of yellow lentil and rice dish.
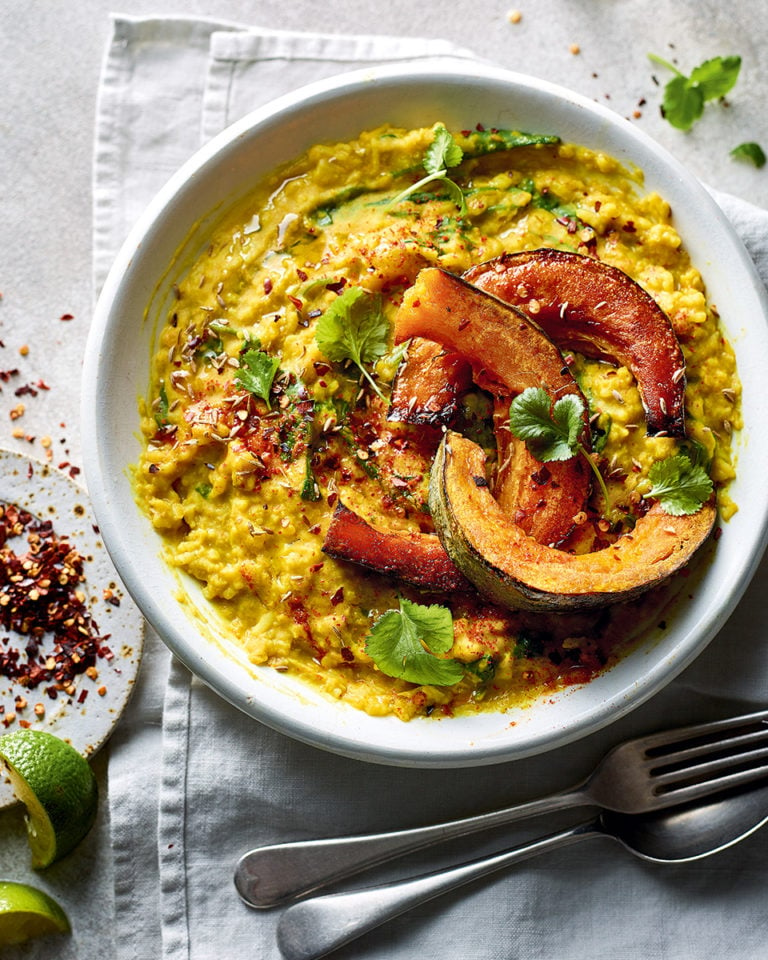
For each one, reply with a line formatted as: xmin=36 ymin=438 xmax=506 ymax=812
xmin=135 ymin=123 xmax=741 ymax=721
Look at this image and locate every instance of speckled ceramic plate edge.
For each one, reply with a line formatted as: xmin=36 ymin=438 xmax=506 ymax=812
xmin=0 ymin=447 xmax=144 ymax=807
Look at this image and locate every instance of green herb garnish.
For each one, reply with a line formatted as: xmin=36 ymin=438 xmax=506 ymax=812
xmin=642 ymin=454 xmax=713 ymax=515
xmin=519 ymin=178 xmax=572 ymax=216
xmin=196 ymin=333 xmax=224 ymax=361
xmin=390 ymin=124 xmax=467 ymax=215
xmin=300 ymin=452 xmax=321 ymax=502
xmin=464 ymin=653 xmax=497 ymax=685
xmin=514 ymin=630 xmax=545 ymax=659
xmin=648 ymin=53 xmax=741 ymax=131
xmin=518 ymin=177 xmax=590 ymax=242
xmin=274 ymin=379 xmax=321 ymax=500
xmin=591 ymin=414 xmax=612 ymax=455
xmin=731 ymin=141 xmax=767 ymax=168
xmin=508 ymin=387 xmax=611 ymax=511
xmin=365 ymin=597 xmax=464 ymax=686
xmin=315 ymin=286 xmax=390 ymax=401
xmin=385 ymin=339 xmax=411 ymax=370
xmin=235 ymin=344 xmax=280 ymax=409
xmin=461 ymin=128 xmax=560 ymax=157
xmin=154 ymin=381 xmax=170 ymax=428
xmin=195 ymin=482 xmax=213 ymax=499
xmin=308 ymin=185 xmax=370 ymax=225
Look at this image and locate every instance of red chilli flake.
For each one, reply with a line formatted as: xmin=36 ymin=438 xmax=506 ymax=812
xmin=330 ymin=587 xmax=345 ymax=606
xmin=0 ymin=503 xmax=112 ymax=707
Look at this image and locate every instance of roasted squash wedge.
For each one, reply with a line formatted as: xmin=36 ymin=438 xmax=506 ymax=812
xmin=388 ymin=337 xmax=472 ymax=426
xmin=322 ymin=500 xmax=472 ymax=593
xmin=393 ymin=267 xmax=592 ymax=545
xmin=463 ymin=249 xmax=687 ymax=437
xmin=492 ymin=397 xmax=591 ymax=546
xmin=394 ymin=267 xmax=588 ymax=409
xmin=387 ymin=341 xmax=585 ymax=544
xmin=429 ymin=432 xmax=716 ymax=611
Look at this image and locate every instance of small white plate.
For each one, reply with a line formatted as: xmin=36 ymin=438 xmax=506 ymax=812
xmin=0 ymin=448 xmax=143 ymax=807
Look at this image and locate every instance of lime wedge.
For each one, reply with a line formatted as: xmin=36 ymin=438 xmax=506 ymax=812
xmin=0 ymin=880 xmax=70 ymax=946
xmin=0 ymin=729 xmax=98 ymax=868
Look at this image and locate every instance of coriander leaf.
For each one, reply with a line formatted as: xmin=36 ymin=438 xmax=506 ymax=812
xmin=509 ymin=386 xmax=612 ymax=512
xmin=649 ymin=53 xmax=742 ymax=132
xmin=235 ymin=345 xmax=280 ymax=408
xmin=661 ymin=74 xmax=704 ymax=131
xmin=516 ymin=178 xmax=587 ymax=236
xmin=731 ymin=141 xmax=767 ymax=168
xmin=315 ymin=286 xmax=390 ymax=400
xmin=508 ymin=387 xmax=583 ymax=462
xmin=196 ymin=333 xmax=224 ymax=360
xmin=307 ymin=185 xmax=369 ymax=225
xmin=424 ymin=124 xmax=464 ymax=175
xmin=643 ymin=454 xmax=713 ymax=515
xmin=365 ymin=597 xmax=464 ymax=686
xmin=514 ymin=630 xmax=545 ymax=658
xmin=464 ymin=653 xmax=497 ymax=685
xmin=689 ymin=56 xmax=742 ymax=100
xmin=384 ymin=338 xmax=411 ymax=374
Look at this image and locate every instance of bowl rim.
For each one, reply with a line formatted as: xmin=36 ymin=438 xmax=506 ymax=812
xmin=82 ymin=58 xmax=768 ymax=767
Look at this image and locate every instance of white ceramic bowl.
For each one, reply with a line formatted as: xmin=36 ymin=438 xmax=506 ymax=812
xmin=82 ymin=60 xmax=768 ymax=767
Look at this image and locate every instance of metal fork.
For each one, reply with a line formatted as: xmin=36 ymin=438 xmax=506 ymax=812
xmin=235 ymin=709 xmax=768 ymax=908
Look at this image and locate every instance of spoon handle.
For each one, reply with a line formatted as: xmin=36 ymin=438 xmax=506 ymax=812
xmin=235 ymin=785 xmax=587 ymax=908
xmin=276 ymin=818 xmax=598 ymax=960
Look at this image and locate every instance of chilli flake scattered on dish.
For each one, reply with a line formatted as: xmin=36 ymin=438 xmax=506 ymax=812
xmin=135 ymin=123 xmax=741 ymax=721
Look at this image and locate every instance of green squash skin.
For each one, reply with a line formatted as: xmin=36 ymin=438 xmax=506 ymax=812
xmin=428 ymin=432 xmax=717 ymax=613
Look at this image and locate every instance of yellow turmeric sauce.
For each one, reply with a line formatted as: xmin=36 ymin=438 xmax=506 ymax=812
xmin=135 ymin=124 xmax=741 ymax=720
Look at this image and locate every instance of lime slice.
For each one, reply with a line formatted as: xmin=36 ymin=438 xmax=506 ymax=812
xmin=0 ymin=729 xmax=98 ymax=868
xmin=0 ymin=880 xmax=70 ymax=946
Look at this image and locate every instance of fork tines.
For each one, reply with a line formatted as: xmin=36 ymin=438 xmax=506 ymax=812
xmin=644 ymin=713 xmax=768 ymax=800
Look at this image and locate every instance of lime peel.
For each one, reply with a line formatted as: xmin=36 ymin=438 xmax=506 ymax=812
xmin=0 ymin=729 xmax=98 ymax=869
xmin=0 ymin=880 xmax=70 ymax=946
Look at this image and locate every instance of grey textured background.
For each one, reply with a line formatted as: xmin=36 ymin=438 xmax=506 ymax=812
xmin=0 ymin=2 xmax=766 ymax=955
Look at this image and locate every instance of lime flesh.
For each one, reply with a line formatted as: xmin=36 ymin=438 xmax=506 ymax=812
xmin=0 ymin=729 xmax=98 ymax=868
xmin=0 ymin=880 xmax=70 ymax=945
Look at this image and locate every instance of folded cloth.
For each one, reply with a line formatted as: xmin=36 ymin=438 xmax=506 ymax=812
xmin=96 ymin=17 xmax=768 ymax=960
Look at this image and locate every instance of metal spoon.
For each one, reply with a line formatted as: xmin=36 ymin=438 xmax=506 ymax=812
xmin=275 ymin=780 xmax=768 ymax=960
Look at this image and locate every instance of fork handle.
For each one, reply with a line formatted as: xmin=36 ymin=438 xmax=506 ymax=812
xmin=235 ymin=785 xmax=586 ymax=908
xmin=276 ymin=819 xmax=598 ymax=960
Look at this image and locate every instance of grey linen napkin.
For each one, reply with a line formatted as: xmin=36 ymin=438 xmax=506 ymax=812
xmin=95 ymin=16 xmax=768 ymax=960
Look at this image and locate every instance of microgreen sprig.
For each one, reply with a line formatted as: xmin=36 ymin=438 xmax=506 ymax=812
xmin=389 ymin=124 xmax=467 ymax=215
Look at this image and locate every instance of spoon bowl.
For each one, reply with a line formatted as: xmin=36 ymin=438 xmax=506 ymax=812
xmin=276 ymin=780 xmax=768 ymax=960
xmin=606 ymin=779 xmax=768 ymax=863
